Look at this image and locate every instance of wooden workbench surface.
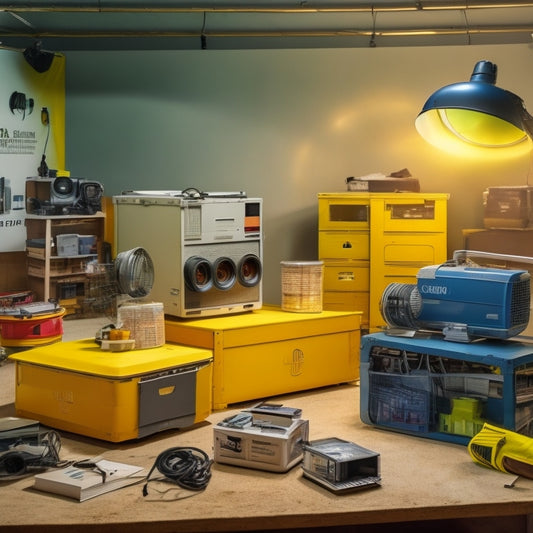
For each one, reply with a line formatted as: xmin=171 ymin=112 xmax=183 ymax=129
xmin=2 ymin=380 xmax=533 ymax=533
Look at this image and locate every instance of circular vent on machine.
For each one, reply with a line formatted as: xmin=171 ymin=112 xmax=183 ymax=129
xmin=238 ymin=254 xmax=262 ymax=287
xmin=115 ymin=247 xmax=154 ymax=298
xmin=380 ymin=282 xmax=422 ymax=330
xmin=213 ymin=257 xmax=237 ymax=290
xmin=184 ymin=256 xmax=213 ymax=292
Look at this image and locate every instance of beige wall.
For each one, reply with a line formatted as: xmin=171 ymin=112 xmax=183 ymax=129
xmin=65 ymin=43 xmax=533 ymax=304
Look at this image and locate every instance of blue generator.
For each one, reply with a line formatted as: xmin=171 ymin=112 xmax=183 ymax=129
xmin=380 ymin=263 xmax=530 ymax=342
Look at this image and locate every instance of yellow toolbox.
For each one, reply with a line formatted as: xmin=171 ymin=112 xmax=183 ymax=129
xmin=165 ymin=305 xmax=361 ymax=410
xmin=10 ymin=339 xmax=213 ymax=442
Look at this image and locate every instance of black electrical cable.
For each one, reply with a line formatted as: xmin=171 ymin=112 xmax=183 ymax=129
xmin=142 ymin=447 xmax=212 ymax=497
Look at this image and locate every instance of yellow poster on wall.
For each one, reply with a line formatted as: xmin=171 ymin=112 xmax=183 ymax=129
xmin=0 ymin=49 xmax=65 ymax=252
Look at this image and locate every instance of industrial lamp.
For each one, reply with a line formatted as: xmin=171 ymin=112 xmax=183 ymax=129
xmin=415 ymin=60 xmax=533 ymax=154
xmin=23 ymin=41 xmax=55 ymax=73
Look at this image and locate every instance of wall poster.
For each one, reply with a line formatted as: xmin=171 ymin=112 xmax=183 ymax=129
xmin=0 ymin=49 xmax=65 ymax=252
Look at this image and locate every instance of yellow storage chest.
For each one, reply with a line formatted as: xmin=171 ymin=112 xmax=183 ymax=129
xmin=318 ymin=192 xmax=449 ymax=332
xmin=165 ymin=305 xmax=361 ymax=410
xmin=10 ymin=339 xmax=213 ymax=442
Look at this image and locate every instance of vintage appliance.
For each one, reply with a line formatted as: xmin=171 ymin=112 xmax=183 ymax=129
xmin=483 ymin=185 xmax=533 ymax=229
xmin=113 ymin=190 xmax=262 ymax=318
xmin=25 ymin=176 xmax=103 ymax=215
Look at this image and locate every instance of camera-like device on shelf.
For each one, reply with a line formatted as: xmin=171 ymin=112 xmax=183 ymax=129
xmin=26 ymin=176 xmax=104 ymax=216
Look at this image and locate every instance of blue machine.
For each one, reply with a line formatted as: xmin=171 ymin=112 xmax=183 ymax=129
xmin=380 ymin=262 xmax=531 ymax=342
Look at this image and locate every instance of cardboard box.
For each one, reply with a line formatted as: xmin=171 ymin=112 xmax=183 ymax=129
xmin=214 ymin=413 xmax=309 ymax=472
xmin=463 ymin=228 xmax=533 ymax=257
xmin=11 ymin=339 xmax=213 ymax=442
xmin=165 ymin=305 xmax=361 ymax=409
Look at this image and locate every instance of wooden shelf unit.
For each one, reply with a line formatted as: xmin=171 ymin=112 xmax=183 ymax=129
xmin=25 ymin=213 xmax=106 ymax=315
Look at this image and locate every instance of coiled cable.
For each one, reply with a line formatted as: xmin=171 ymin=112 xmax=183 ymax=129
xmin=142 ymin=447 xmax=212 ymax=498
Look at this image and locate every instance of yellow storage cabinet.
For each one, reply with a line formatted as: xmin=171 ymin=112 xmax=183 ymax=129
xmin=10 ymin=339 xmax=213 ymax=442
xmin=318 ymin=192 xmax=448 ymax=331
xmin=165 ymin=305 xmax=361 ymax=410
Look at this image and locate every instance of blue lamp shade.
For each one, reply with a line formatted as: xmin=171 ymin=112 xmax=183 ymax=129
xmin=415 ymin=61 xmax=533 ymax=151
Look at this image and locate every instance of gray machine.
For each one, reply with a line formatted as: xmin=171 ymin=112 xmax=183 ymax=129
xmin=113 ymin=190 xmax=263 ymax=318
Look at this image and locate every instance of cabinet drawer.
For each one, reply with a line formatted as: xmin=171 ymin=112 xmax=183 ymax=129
xmin=318 ymin=197 xmax=369 ymax=230
xmin=376 ymin=232 xmax=446 ymax=265
xmin=383 ymin=243 xmax=440 ymax=265
xmin=319 ymin=231 xmax=369 ymax=260
xmin=323 ymin=262 xmax=369 ymax=291
xmin=374 ymin=197 xmax=448 ymax=233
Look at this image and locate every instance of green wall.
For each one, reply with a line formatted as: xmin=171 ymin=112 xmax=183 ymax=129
xmin=65 ymin=44 xmax=533 ymax=304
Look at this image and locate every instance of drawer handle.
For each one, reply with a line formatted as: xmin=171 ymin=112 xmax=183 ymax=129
xmin=342 ymin=241 xmax=352 ymax=249
xmin=158 ymin=386 xmax=175 ymax=396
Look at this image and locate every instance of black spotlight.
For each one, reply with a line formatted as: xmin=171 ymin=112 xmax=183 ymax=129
xmin=23 ymin=41 xmax=55 ymax=73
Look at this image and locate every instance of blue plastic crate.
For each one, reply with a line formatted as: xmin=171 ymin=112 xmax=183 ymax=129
xmin=360 ymin=332 xmax=533 ymax=445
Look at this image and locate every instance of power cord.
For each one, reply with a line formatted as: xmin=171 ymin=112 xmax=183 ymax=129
xmin=142 ymin=446 xmax=212 ymax=498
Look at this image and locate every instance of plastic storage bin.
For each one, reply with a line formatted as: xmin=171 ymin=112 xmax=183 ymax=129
xmin=56 ymin=234 xmax=78 ymax=256
xmin=78 ymin=234 xmax=97 ymax=255
xmin=360 ymin=332 xmax=533 ymax=445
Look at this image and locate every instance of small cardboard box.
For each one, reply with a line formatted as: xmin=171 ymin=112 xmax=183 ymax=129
xmin=214 ymin=410 xmax=309 ymax=472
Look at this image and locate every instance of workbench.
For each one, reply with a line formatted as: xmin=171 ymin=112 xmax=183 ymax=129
xmin=2 ymin=378 xmax=533 ymax=532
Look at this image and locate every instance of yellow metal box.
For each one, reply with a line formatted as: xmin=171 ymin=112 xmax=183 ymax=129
xmin=10 ymin=339 xmax=213 ymax=442
xmin=165 ymin=306 xmax=361 ymax=409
